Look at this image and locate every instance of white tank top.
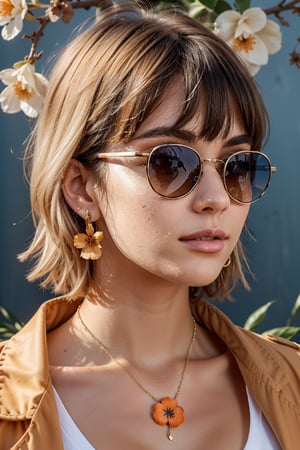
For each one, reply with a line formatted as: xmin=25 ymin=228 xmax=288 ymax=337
xmin=53 ymin=387 xmax=281 ymax=449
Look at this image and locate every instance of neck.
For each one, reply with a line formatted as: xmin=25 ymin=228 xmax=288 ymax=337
xmin=75 ymin=280 xmax=194 ymax=370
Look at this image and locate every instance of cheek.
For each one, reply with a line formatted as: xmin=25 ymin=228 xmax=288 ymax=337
xmin=98 ymin=165 xmax=169 ymax=253
xmin=102 ymin=200 xmax=175 ymax=275
xmin=230 ymin=204 xmax=250 ymax=248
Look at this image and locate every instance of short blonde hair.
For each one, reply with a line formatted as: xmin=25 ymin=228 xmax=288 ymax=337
xmin=19 ymin=1 xmax=269 ymax=300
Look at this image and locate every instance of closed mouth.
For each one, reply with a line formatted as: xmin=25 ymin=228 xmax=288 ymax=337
xmin=180 ymin=229 xmax=227 ymax=241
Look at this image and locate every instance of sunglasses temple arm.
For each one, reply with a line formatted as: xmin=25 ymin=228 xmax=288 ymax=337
xmin=96 ymin=151 xmax=149 ymax=159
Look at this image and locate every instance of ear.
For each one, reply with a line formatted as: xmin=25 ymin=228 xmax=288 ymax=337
xmin=62 ymin=159 xmax=101 ymax=221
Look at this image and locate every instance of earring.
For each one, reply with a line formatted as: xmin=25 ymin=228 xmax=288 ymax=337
xmin=73 ymin=210 xmax=104 ymax=260
xmin=223 ymin=256 xmax=231 ymax=268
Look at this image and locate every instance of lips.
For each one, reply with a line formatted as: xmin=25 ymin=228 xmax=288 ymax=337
xmin=179 ymin=229 xmax=227 ymax=253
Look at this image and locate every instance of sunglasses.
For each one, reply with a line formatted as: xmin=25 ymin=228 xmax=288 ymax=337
xmin=96 ymin=144 xmax=276 ymax=204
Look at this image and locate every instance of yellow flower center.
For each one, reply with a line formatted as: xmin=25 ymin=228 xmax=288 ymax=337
xmin=233 ymin=35 xmax=256 ymax=53
xmin=0 ymin=0 xmax=14 ymax=17
xmin=13 ymin=81 xmax=32 ymax=101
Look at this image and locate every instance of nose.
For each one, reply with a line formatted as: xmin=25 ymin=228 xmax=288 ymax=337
xmin=191 ymin=161 xmax=231 ymax=213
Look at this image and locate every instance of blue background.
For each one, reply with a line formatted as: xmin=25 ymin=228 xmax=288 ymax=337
xmin=0 ymin=2 xmax=299 ymax=336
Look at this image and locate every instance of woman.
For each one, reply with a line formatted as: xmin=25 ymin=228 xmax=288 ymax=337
xmin=0 ymin=2 xmax=299 ymax=449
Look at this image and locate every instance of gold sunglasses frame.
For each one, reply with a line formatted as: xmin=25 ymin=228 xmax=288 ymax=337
xmin=96 ymin=144 xmax=277 ymax=204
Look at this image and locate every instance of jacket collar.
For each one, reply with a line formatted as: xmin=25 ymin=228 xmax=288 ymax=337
xmin=0 ymin=297 xmax=298 ymax=420
xmin=193 ymin=300 xmax=290 ymax=390
xmin=0 ymin=297 xmax=82 ymax=419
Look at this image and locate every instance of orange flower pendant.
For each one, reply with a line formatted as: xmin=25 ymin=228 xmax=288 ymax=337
xmin=152 ymin=397 xmax=184 ymax=440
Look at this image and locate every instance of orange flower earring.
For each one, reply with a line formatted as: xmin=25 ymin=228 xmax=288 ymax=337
xmin=73 ymin=211 xmax=104 ymax=260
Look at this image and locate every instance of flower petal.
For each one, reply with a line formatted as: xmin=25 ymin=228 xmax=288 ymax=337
xmin=20 ymin=96 xmax=43 ymax=118
xmin=0 ymin=68 xmax=15 ymax=85
xmin=0 ymin=16 xmax=10 ymax=26
xmin=80 ymin=245 xmax=102 ymax=260
xmin=20 ymin=64 xmax=48 ymax=94
xmin=152 ymin=402 xmax=168 ymax=426
xmin=93 ymin=231 xmax=104 ymax=245
xmin=215 ymin=10 xmax=240 ymax=40
xmin=0 ymin=84 xmax=21 ymax=113
xmin=161 ymin=397 xmax=178 ymax=410
xmin=74 ymin=233 xmax=89 ymax=249
xmin=168 ymin=406 xmax=184 ymax=428
xmin=33 ymin=72 xmax=49 ymax=94
xmin=245 ymin=62 xmax=261 ymax=76
xmin=18 ymin=63 xmax=37 ymax=88
xmin=152 ymin=397 xmax=185 ymax=428
xmin=236 ymin=8 xmax=266 ymax=36
xmin=246 ymin=35 xmax=268 ymax=65
xmin=1 ymin=13 xmax=23 ymax=40
xmin=257 ymin=19 xmax=282 ymax=55
xmin=0 ymin=63 xmax=48 ymax=116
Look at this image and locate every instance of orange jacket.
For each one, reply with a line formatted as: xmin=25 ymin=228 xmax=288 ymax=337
xmin=0 ymin=297 xmax=299 ymax=449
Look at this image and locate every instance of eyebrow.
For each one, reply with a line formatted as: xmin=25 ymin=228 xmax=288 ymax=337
xmin=223 ymin=135 xmax=252 ymax=147
xmin=133 ymin=127 xmax=251 ymax=147
xmin=133 ymin=127 xmax=196 ymax=143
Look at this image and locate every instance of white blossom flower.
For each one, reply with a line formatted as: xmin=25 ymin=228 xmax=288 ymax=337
xmin=0 ymin=62 xmax=48 ymax=117
xmin=215 ymin=7 xmax=282 ymax=76
xmin=0 ymin=0 xmax=27 ymax=40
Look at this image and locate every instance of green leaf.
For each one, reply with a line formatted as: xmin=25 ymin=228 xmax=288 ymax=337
xmin=0 ymin=323 xmax=17 ymax=340
xmin=197 ymin=0 xmax=217 ymax=10
xmin=0 ymin=332 xmax=14 ymax=341
xmin=291 ymin=294 xmax=300 ymax=320
xmin=0 ymin=306 xmax=11 ymax=321
xmin=243 ymin=301 xmax=275 ymax=331
xmin=215 ymin=0 xmax=232 ymax=14
xmin=0 ymin=306 xmax=23 ymax=327
xmin=263 ymin=327 xmax=300 ymax=341
xmin=14 ymin=321 xmax=23 ymax=331
xmin=188 ymin=1 xmax=210 ymax=18
xmin=234 ymin=0 xmax=251 ymax=14
xmin=186 ymin=0 xmax=231 ymax=20
xmin=0 ymin=324 xmax=13 ymax=332
xmin=0 ymin=322 xmax=18 ymax=333
xmin=0 ymin=306 xmax=24 ymax=341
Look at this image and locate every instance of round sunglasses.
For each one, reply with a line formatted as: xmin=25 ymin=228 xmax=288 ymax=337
xmin=96 ymin=144 xmax=276 ymax=204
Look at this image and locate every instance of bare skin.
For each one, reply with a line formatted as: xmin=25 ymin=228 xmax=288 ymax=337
xmin=48 ymin=307 xmax=249 ymax=450
xmin=48 ymin=80 xmax=251 ymax=449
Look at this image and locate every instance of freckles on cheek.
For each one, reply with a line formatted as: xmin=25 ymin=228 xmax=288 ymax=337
xmin=139 ymin=201 xmax=160 ymax=229
xmin=141 ymin=202 xmax=178 ymax=243
xmin=134 ymin=200 xmax=173 ymax=245
xmin=104 ymin=164 xmax=176 ymax=243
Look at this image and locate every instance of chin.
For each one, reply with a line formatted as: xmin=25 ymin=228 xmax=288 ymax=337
xmin=163 ymin=265 xmax=224 ymax=288
xmin=183 ymin=261 xmax=225 ymax=285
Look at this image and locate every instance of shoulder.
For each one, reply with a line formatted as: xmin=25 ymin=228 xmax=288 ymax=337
xmin=0 ymin=297 xmax=81 ymax=447
xmin=262 ymin=333 xmax=300 ymax=351
xmin=235 ymin=327 xmax=300 ymax=400
xmin=246 ymin=330 xmax=300 ymax=367
xmin=193 ymin=300 xmax=300 ymax=377
xmin=239 ymin=327 xmax=300 ymax=357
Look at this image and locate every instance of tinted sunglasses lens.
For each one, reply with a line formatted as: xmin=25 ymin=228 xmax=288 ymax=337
xmin=147 ymin=145 xmax=201 ymax=198
xmin=225 ymin=152 xmax=271 ymax=203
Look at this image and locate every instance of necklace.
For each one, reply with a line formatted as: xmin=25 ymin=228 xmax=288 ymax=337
xmin=77 ymin=305 xmax=197 ymax=441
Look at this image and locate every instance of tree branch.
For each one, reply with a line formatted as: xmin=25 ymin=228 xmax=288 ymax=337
xmin=264 ymin=0 xmax=300 ymax=16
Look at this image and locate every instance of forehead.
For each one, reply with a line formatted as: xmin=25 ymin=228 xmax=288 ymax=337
xmin=135 ymin=80 xmax=184 ymax=137
xmin=134 ymin=79 xmax=245 ymax=142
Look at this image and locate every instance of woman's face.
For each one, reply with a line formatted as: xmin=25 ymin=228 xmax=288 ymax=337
xmin=96 ymin=82 xmax=250 ymax=288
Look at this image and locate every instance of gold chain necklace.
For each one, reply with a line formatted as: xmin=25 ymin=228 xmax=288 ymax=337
xmin=77 ymin=305 xmax=197 ymax=441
